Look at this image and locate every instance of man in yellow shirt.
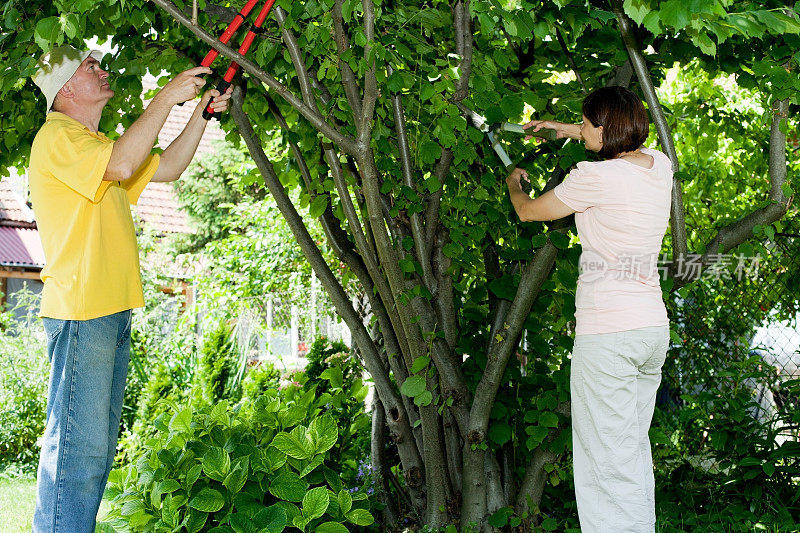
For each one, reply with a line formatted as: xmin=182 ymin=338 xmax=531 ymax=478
xmin=28 ymin=45 xmax=232 ymax=532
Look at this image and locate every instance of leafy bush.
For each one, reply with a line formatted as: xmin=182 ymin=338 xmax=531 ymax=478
xmin=241 ymin=361 xmax=281 ymax=401
xmin=303 ymin=337 xmax=372 ymax=489
xmin=652 ymin=356 xmax=800 ymax=529
xmin=198 ymin=322 xmax=242 ymax=404
xmin=102 ymin=382 xmax=375 ymax=532
xmin=0 ymin=295 xmax=48 ymax=467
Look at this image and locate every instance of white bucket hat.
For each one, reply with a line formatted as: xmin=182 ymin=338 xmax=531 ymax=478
xmin=31 ymin=45 xmax=103 ymax=111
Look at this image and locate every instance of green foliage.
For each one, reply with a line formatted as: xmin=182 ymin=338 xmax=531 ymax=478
xmin=198 ymin=322 xmax=241 ymax=405
xmin=303 ymin=337 xmax=372 ymax=490
xmin=3 ymin=0 xmax=799 ymax=528
xmin=241 ymin=361 xmax=281 ymax=402
xmin=0 ymin=296 xmax=47 ymax=467
xmin=173 ymin=141 xmax=268 ymax=254
xmin=303 ymin=337 xmax=354 ymax=391
xmin=652 ymin=357 xmax=800 ymax=528
xmin=101 ymin=385 xmax=374 ymax=532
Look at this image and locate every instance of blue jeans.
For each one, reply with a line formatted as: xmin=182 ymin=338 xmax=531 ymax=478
xmin=32 ymin=310 xmax=132 ymax=533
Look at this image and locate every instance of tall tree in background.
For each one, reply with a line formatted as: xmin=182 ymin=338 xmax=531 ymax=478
xmin=1 ymin=0 xmax=797 ymax=528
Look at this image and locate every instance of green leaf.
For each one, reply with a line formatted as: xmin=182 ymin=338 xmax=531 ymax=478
xmin=315 ymin=523 xmax=349 ymax=533
xmin=169 ymin=408 xmax=192 ymax=433
xmin=623 ymin=0 xmax=650 ymax=25
xmin=299 ymin=454 xmax=325 ymax=478
xmin=203 ymin=447 xmax=231 ymax=482
xmin=230 ymin=513 xmax=257 ymax=533
xmin=410 ymin=356 xmax=430 ymax=374
xmin=345 ymin=508 xmax=375 ymax=526
xmin=694 ymin=32 xmax=716 ymax=56
xmin=302 ymin=486 xmax=330 ymax=520
xmin=254 ymin=505 xmax=287 ymax=533
xmin=337 ymin=490 xmax=353 ymax=515
xmin=309 ymin=195 xmax=328 ymax=218
xmin=659 ymin=0 xmax=690 ymax=30
xmin=488 ymin=506 xmax=513 ymax=527
xmin=549 ymin=231 xmax=570 ymax=250
xmin=309 ymin=415 xmax=338 ymax=455
xmin=540 ymin=412 xmax=559 ymax=428
xmin=488 ymin=276 xmax=517 ymax=301
xmin=414 ymin=389 xmax=433 ymax=407
xmin=541 ymin=517 xmax=558 ymax=531
xmin=223 ymin=457 xmax=249 ymax=494
xmin=420 ymin=139 xmax=441 ymax=165
xmin=269 ymin=472 xmax=309 ymax=502
xmin=34 ymin=17 xmax=61 ymax=50
xmin=489 ymin=422 xmax=512 ymax=446
xmin=526 ymin=425 xmax=550 ymax=448
xmin=400 ymin=374 xmax=426 ymax=398
xmin=319 ymin=367 xmax=343 ymax=389
xmin=272 ymin=431 xmax=313 ymax=460
xmin=189 ymin=487 xmax=225 ymax=513
xmin=500 ymin=94 xmax=524 ymax=120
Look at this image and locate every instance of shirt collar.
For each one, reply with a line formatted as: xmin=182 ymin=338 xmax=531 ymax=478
xmin=45 ymin=112 xmax=108 ymax=140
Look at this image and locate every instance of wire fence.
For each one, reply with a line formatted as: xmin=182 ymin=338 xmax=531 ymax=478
xmin=201 ymin=275 xmax=352 ymax=371
xmin=662 ymin=229 xmax=800 ymax=425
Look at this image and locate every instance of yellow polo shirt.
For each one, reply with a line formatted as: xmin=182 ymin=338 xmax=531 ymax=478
xmin=28 ymin=112 xmax=160 ymax=320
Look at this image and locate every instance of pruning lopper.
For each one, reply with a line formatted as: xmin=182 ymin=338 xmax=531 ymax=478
xmin=196 ymin=0 xmax=277 ymax=120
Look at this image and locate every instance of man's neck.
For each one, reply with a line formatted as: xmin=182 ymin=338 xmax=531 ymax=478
xmin=55 ymin=105 xmax=104 ymax=133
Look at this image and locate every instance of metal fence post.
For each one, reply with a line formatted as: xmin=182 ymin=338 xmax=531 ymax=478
xmin=291 ymin=304 xmax=299 ymax=359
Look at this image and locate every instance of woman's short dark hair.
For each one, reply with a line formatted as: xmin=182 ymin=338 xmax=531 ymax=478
xmin=582 ymin=86 xmax=649 ymax=159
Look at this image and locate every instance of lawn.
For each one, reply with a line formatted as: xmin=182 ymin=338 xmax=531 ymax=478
xmin=0 ymin=476 xmax=109 ymax=532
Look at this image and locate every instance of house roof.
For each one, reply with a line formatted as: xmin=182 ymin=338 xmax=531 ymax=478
xmin=0 ymin=226 xmax=45 ymax=268
xmin=0 ymin=177 xmax=35 ymax=228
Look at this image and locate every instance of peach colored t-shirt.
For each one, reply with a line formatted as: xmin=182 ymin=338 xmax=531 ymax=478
xmin=553 ymin=147 xmax=673 ymax=335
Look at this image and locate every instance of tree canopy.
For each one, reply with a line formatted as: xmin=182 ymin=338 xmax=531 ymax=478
xmin=1 ymin=0 xmax=798 ymax=529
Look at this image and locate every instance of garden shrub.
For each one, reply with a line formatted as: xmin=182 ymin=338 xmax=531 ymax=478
xmin=101 ymin=382 xmax=375 ymax=532
xmin=198 ymin=322 xmax=241 ymax=404
xmin=302 ymin=337 xmax=371 ymax=488
xmin=241 ymin=361 xmax=281 ymax=401
xmin=651 ymin=356 xmax=800 ymax=529
xmin=0 ymin=303 xmax=48 ymax=467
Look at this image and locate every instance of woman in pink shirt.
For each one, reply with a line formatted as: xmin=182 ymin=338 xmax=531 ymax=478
xmin=507 ymin=86 xmax=673 ymax=533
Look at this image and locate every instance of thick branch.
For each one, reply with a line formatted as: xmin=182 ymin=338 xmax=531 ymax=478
xmin=610 ymin=0 xmax=688 ymax=262
xmin=389 ymin=65 xmax=433 ymax=288
xmin=463 ymin=242 xmax=559 ymax=479
xmin=453 ymin=0 xmax=473 ymax=102
xmin=359 ymin=0 xmax=378 ymax=141
xmin=462 ymin=241 xmax=559 ymax=526
xmin=231 ymin=89 xmax=426 ymax=509
xmin=151 ymin=0 xmax=358 ymax=156
xmin=424 ymin=148 xmax=454 ymax=258
xmin=371 ymin=398 xmax=400 ymax=526
xmin=332 ymin=0 xmax=363 ymax=119
xmin=677 ymin=98 xmax=792 ymax=287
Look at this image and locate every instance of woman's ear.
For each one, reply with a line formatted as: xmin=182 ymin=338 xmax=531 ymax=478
xmin=597 ymin=125 xmax=603 ymax=145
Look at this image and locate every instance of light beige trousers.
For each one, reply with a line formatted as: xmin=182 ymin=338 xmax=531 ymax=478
xmin=570 ymin=325 xmax=669 ymax=533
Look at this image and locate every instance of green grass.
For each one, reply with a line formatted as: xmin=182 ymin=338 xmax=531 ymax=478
xmin=0 ymin=475 xmax=110 ymax=533
xmin=0 ymin=476 xmax=36 ymax=533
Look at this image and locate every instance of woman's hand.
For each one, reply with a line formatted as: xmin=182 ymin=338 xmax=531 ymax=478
xmin=506 ymin=168 xmax=529 ymax=191
xmin=524 ymin=119 xmax=581 ymax=142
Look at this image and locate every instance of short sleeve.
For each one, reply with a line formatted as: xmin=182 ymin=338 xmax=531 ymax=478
xmin=553 ymin=161 xmax=603 ymax=213
xmin=46 ymin=123 xmax=113 ymax=203
xmin=123 ymin=154 xmax=160 ymax=205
